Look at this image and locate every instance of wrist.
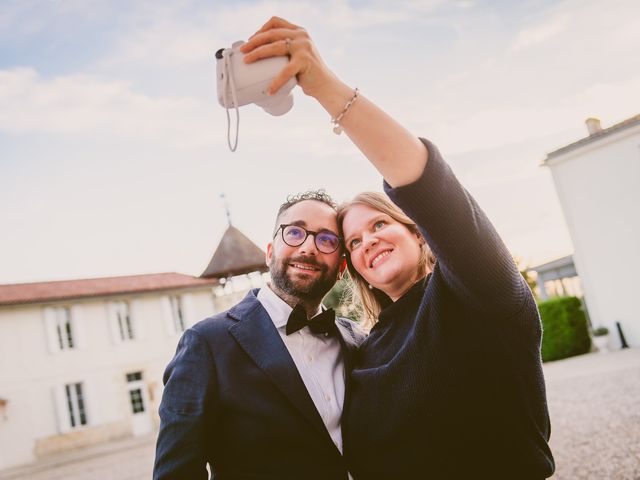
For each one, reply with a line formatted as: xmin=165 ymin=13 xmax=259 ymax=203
xmin=313 ymin=78 xmax=354 ymax=118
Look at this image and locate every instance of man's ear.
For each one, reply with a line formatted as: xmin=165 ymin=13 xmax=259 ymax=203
xmin=266 ymin=242 xmax=274 ymax=266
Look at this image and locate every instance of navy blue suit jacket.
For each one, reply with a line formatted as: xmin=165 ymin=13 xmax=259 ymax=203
xmin=153 ymin=289 xmax=364 ymax=480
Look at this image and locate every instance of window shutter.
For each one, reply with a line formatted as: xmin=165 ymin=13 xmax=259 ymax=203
xmin=53 ymin=385 xmax=71 ymax=433
xmin=161 ymin=296 xmax=175 ymax=335
xmin=82 ymin=379 xmax=96 ymax=426
xmin=129 ymin=300 xmax=146 ymax=341
xmin=70 ymin=305 xmax=87 ymax=350
xmin=43 ymin=307 xmax=61 ymax=354
xmin=106 ymin=302 xmax=122 ymax=345
xmin=181 ymin=293 xmax=197 ymax=328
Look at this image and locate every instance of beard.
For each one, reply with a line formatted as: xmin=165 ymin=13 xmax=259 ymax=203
xmin=269 ymin=254 xmax=339 ymax=300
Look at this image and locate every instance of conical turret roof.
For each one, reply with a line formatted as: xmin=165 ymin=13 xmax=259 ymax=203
xmin=200 ymin=226 xmax=267 ymax=278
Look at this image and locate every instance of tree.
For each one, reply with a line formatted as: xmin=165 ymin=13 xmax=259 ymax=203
xmin=514 ymin=256 xmax=539 ymax=300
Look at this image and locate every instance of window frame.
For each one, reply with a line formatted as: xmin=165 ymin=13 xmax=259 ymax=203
xmin=115 ymin=301 xmax=135 ymax=342
xmin=64 ymin=382 xmax=88 ymax=429
xmin=55 ymin=307 xmax=75 ymax=351
xmin=169 ymin=296 xmax=186 ymax=333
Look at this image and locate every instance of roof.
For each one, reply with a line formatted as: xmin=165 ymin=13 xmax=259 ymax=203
xmin=529 ymin=255 xmax=575 ymax=274
xmin=0 ymin=272 xmax=218 ymax=307
xmin=200 ymin=226 xmax=267 ymax=278
xmin=544 ymin=114 xmax=640 ymax=162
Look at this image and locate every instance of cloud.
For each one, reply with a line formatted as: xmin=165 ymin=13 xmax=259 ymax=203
xmin=95 ymin=0 xmax=447 ymax=70
xmin=403 ymin=0 xmax=640 ymax=155
xmin=422 ymin=71 xmax=640 ymax=155
xmin=510 ymin=12 xmax=569 ymax=52
xmin=509 ymin=0 xmax=640 ymax=54
xmin=0 ymin=67 xmax=219 ymax=148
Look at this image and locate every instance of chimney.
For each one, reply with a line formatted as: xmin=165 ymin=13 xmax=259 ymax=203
xmin=585 ymin=117 xmax=602 ymax=136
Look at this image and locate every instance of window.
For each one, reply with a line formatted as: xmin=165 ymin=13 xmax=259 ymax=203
xmin=169 ymin=296 xmax=185 ymax=333
xmin=162 ymin=294 xmax=193 ymax=335
xmin=44 ymin=305 xmax=84 ymax=354
xmin=114 ymin=301 xmax=134 ymax=341
xmin=129 ymin=388 xmax=145 ymax=413
xmin=126 ymin=371 xmax=145 ymax=414
xmin=56 ymin=307 xmax=75 ymax=350
xmin=65 ymin=382 xmax=87 ymax=428
xmin=126 ymin=372 xmax=142 ymax=382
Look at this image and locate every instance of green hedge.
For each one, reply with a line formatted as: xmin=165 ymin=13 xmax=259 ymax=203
xmin=538 ymin=296 xmax=591 ymax=362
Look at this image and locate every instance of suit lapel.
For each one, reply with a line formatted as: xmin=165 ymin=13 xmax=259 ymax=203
xmin=227 ymin=290 xmax=334 ymax=444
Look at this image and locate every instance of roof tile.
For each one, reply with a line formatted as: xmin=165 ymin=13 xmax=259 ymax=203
xmin=0 ymin=272 xmax=218 ymax=306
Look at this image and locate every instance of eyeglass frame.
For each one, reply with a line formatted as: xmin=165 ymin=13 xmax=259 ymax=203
xmin=273 ymin=223 xmax=343 ymax=254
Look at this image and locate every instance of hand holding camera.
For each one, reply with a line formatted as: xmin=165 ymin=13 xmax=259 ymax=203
xmin=239 ymin=17 xmax=340 ymax=100
xmin=216 ymin=16 xmax=352 ymax=151
xmin=216 ymin=40 xmax=296 ymax=116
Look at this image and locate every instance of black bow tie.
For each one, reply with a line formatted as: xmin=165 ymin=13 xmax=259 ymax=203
xmin=286 ymin=304 xmax=338 ymax=337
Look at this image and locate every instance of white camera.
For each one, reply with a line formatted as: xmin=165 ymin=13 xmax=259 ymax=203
xmin=216 ymin=41 xmax=297 ymax=116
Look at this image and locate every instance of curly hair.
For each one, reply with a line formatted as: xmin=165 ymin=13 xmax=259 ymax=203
xmin=273 ymin=190 xmax=337 ymax=235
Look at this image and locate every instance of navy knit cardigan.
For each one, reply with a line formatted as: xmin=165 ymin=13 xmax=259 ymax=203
xmin=344 ymin=139 xmax=555 ymax=479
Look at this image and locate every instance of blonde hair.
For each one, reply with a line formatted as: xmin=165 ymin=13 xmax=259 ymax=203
xmin=337 ymin=192 xmax=436 ymax=330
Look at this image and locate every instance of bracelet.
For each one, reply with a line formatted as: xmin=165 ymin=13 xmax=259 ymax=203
xmin=331 ymin=88 xmax=359 ymax=135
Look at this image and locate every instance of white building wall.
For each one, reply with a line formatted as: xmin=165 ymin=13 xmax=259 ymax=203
xmin=0 ymin=287 xmax=216 ymax=471
xmin=547 ymin=124 xmax=640 ymax=347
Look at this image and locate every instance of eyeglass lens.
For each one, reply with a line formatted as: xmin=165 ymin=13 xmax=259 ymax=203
xmin=282 ymin=225 xmax=340 ymax=253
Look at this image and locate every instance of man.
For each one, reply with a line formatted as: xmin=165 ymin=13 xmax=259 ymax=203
xmin=153 ymin=191 xmax=364 ymax=480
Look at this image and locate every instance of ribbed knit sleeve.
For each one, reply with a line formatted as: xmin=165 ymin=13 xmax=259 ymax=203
xmin=345 ymin=138 xmax=553 ymax=479
xmin=383 ymin=138 xmax=527 ymax=319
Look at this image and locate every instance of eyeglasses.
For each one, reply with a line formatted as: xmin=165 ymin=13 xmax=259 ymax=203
xmin=274 ymin=224 xmax=342 ymax=254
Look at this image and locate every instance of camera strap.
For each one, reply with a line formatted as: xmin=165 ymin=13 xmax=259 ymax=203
xmin=222 ymin=49 xmax=240 ymax=152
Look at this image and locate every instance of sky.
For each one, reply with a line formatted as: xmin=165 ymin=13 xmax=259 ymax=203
xmin=1 ymin=0 xmax=639 ymax=284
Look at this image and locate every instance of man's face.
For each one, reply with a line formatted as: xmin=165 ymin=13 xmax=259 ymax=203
xmin=266 ymin=200 xmax=342 ymax=301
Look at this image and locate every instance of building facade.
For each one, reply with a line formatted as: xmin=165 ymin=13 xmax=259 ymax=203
xmin=529 ymin=255 xmax=583 ymax=302
xmin=543 ymin=114 xmax=640 ymax=348
xmin=0 ymin=226 xmax=269 ymax=471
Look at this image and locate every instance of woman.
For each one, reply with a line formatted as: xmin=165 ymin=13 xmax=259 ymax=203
xmin=242 ymin=17 xmax=555 ymax=479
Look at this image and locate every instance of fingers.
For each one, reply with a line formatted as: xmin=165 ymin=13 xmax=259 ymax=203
xmin=243 ymin=38 xmax=289 ymax=64
xmin=268 ymin=60 xmax=301 ymax=95
xmin=253 ymin=16 xmax=300 ymax=36
xmin=241 ymin=28 xmax=290 ymax=53
xmin=238 ymin=17 xmax=318 ymax=96
xmin=241 ymin=27 xmax=303 ymax=55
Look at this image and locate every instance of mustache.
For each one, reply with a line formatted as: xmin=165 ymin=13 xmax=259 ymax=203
xmin=288 ymin=256 xmax=327 ymax=271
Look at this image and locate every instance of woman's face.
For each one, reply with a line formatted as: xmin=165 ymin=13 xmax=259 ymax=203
xmin=342 ymin=203 xmax=423 ymax=301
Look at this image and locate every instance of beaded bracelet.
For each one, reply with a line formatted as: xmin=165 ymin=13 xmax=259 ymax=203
xmin=331 ymin=88 xmax=359 ymax=135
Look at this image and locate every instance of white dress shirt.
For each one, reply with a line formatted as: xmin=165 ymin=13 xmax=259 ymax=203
xmin=257 ymin=285 xmax=346 ymax=453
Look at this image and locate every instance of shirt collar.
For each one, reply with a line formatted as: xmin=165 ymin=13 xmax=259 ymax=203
xmin=257 ymin=284 xmax=323 ymax=330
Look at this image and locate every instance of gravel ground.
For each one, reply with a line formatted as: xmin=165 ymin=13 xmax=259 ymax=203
xmin=545 ymin=348 xmax=640 ymax=479
xmin=1 ymin=348 xmax=638 ymax=480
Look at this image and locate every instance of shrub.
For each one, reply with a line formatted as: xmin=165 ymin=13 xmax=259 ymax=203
xmin=538 ymin=296 xmax=591 ymax=362
xmin=592 ymin=326 xmax=609 ymax=336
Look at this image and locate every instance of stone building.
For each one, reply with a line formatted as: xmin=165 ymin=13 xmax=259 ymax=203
xmin=0 ymin=226 xmax=268 ymax=471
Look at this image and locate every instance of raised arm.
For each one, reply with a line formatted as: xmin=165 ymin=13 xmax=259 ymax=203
xmin=240 ymin=16 xmax=428 ymax=188
xmin=242 ymin=17 xmax=527 ymax=318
